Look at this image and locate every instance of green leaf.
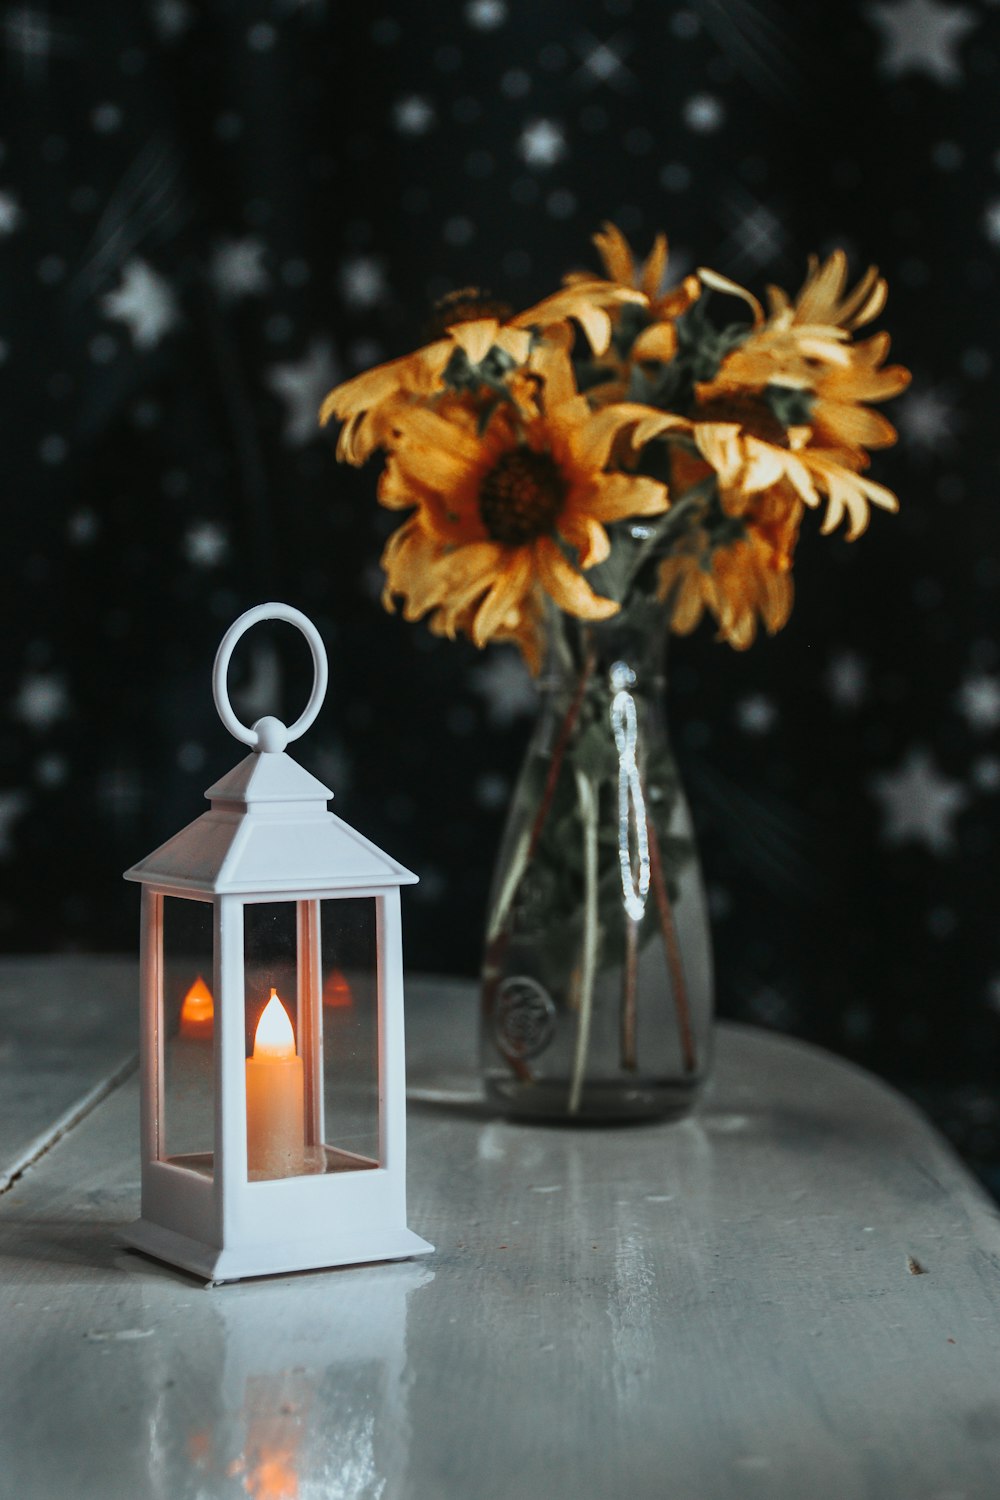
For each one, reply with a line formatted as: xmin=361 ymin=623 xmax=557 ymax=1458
xmin=765 ymin=383 xmax=816 ymax=428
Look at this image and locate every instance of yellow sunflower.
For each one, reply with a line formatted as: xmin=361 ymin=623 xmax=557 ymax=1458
xmin=632 ymin=246 xmax=907 ymax=542
xmin=376 ymin=348 xmax=668 ymax=653
xmin=566 ymin=221 xmax=701 ymax=375
xmin=671 ymin=406 xmax=899 ymax=540
xmin=695 ymin=252 xmax=910 ymax=462
xmin=318 ymin=280 xmax=641 ymax=466
xmin=379 ymin=517 xmax=537 ymax=640
xmin=658 ymin=487 xmax=802 ymax=650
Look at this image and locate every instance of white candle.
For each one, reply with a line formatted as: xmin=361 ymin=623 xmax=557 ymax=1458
xmin=245 ymin=990 xmax=305 ymax=1180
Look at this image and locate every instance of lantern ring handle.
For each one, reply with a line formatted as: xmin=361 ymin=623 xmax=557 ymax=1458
xmin=212 ymin=602 xmax=329 ymax=753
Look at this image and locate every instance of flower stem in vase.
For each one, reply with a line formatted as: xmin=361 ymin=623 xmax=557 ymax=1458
xmin=646 ymin=807 xmax=697 ymax=1075
xmin=568 ymin=770 xmax=599 ymax=1115
xmin=527 ymin=640 xmax=596 ymax=860
xmin=481 ymin=642 xmax=597 ymax=1085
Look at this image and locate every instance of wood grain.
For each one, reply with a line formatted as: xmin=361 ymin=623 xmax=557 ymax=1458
xmin=0 ymin=956 xmax=137 ymax=1189
xmin=2 ymin=965 xmax=1000 ymax=1499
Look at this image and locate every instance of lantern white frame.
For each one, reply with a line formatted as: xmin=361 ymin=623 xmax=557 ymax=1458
xmin=121 ymin=603 xmax=433 ymax=1283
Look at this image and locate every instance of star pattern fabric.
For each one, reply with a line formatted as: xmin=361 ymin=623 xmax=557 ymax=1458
xmin=866 ymin=0 xmax=979 ymax=84
xmin=3 ymin=0 xmax=1000 ymax=1194
xmin=870 ymin=750 xmax=970 ymax=853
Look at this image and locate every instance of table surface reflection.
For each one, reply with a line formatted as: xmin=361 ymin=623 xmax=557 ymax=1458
xmin=2 ymin=957 xmax=1000 ymax=1500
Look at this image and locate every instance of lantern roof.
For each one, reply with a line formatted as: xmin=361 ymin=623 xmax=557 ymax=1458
xmin=124 ymin=602 xmax=418 ymax=897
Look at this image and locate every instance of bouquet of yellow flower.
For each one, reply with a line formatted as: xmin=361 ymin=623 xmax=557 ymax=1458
xmin=320 ymin=224 xmax=909 ymax=1122
xmin=322 ymin=222 xmax=908 ymax=661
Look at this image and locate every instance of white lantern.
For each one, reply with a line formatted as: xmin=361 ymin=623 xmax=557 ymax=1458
xmin=122 ymin=602 xmax=433 ymax=1282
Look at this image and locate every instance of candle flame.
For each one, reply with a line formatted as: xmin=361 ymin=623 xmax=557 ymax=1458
xmin=253 ymin=990 xmax=296 ymax=1061
xmin=180 ymin=975 xmax=214 ymax=1038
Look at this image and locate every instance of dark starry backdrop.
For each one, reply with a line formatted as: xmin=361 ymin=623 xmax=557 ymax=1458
xmin=3 ymin=0 xmax=1000 ymax=1188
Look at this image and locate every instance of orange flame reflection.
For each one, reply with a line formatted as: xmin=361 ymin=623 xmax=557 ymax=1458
xmin=180 ymin=976 xmax=214 ymax=1040
xmin=322 ymin=969 xmax=353 ymax=1008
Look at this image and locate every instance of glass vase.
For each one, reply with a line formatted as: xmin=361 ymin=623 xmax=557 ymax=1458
xmin=480 ymin=606 xmax=714 ymax=1121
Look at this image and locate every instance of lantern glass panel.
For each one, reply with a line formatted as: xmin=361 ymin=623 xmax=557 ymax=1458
xmin=242 ymin=897 xmax=379 ymax=1182
xmin=318 ymin=896 xmax=380 ymax=1168
xmin=160 ymin=894 xmax=215 ymax=1178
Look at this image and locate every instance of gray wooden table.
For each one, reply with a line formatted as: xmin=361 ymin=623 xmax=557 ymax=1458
xmin=2 ymin=958 xmax=999 ymax=1500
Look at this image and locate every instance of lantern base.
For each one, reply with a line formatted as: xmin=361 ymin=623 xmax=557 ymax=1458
xmin=119 ymin=1218 xmax=434 ymax=1284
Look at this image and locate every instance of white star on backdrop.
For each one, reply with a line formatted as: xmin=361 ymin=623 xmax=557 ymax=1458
xmin=209 ymin=237 xmax=270 ymax=301
xmin=3 ymin=5 xmax=76 ymax=83
xmin=265 ymin=339 xmax=339 ymax=446
xmin=475 ymin=772 xmax=510 ymax=809
xmin=0 ymin=191 xmax=22 ymax=234
xmin=470 ymin=649 xmax=538 ymax=727
xmin=13 ymin=673 xmax=69 ymax=730
xmin=183 ymin=521 xmax=228 ymax=568
xmin=955 ymin=674 xmax=1000 ymax=731
xmin=893 ymin=386 xmax=960 ymax=450
xmin=826 ymin=651 xmax=868 ymax=709
xmin=870 ymin=748 xmax=969 ymax=853
xmin=151 ymin=0 xmax=193 ymax=40
xmin=575 ymin=32 xmax=634 ymax=90
xmin=973 ymin=757 xmax=1000 ymax=791
xmin=866 ymin=0 xmax=978 ymax=85
xmin=683 ymin=93 xmax=725 ymax=132
xmin=736 ymin=694 xmax=777 ymax=734
xmin=519 ymin=119 xmax=567 ymax=168
xmin=67 ymin=509 xmax=99 ymax=544
xmin=339 ymin=256 xmax=387 ymax=309
xmin=465 ymin=0 xmax=506 ymax=28
xmin=721 ymin=196 xmax=785 ymax=271
xmin=392 ymin=95 xmax=435 ymax=135
xmin=101 ymin=259 xmax=179 ymax=350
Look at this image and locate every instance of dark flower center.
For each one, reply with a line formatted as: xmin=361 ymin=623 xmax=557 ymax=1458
xmin=696 ymin=393 xmax=790 ymax=448
xmin=425 ymin=287 xmax=515 ymax=342
xmin=479 ymin=446 xmax=567 ymax=546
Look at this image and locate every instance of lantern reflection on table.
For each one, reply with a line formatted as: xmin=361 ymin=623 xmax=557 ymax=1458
xmin=122 ymin=602 xmax=433 ymax=1283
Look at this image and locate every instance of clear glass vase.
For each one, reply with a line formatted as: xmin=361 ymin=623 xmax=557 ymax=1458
xmin=480 ymin=606 xmax=714 ymax=1121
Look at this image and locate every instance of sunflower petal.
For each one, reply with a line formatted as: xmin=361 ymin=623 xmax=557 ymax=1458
xmin=632 ymin=321 xmax=678 ymax=364
xmin=813 ymin=400 xmax=899 ymax=452
xmin=535 ymin=537 xmax=620 ymax=620
xmin=560 ymin=513 xmax=611 ymax=567
xmin=513 ymin=282 xmax=637 ymax=354
xmin=640 ymin=233 xmax=668 ymax=302
xmin=390 ymin=405 xmax=485 ymax=470
xmin=529 ymin=343 xmax=579 ymax=408
xmin=450 ymin=318 xmax=501 ymax=365
xmin=567 ymin=400 xmax=664 ymax=469
xmin=583 ymin=472 xmax=668 ymax=522
xmin=740 ymin=441 xmax=786 ymax=493
xmin=593 ymin=222 xmax=635 ymax=287
xmin=630 ymin=411 xmax=691 ymax=449
xmin=493 ymin=326 xmax=534 ymax=364
xmin=693 ymin=423 xmax=745 ymax=486
xmin=806 ymin=451 xmax=899 ymax=539
xmin=472 ymin=550 xmax=534 ymax=646
xmin=697 ymin=267 xmax=763 ymax=324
